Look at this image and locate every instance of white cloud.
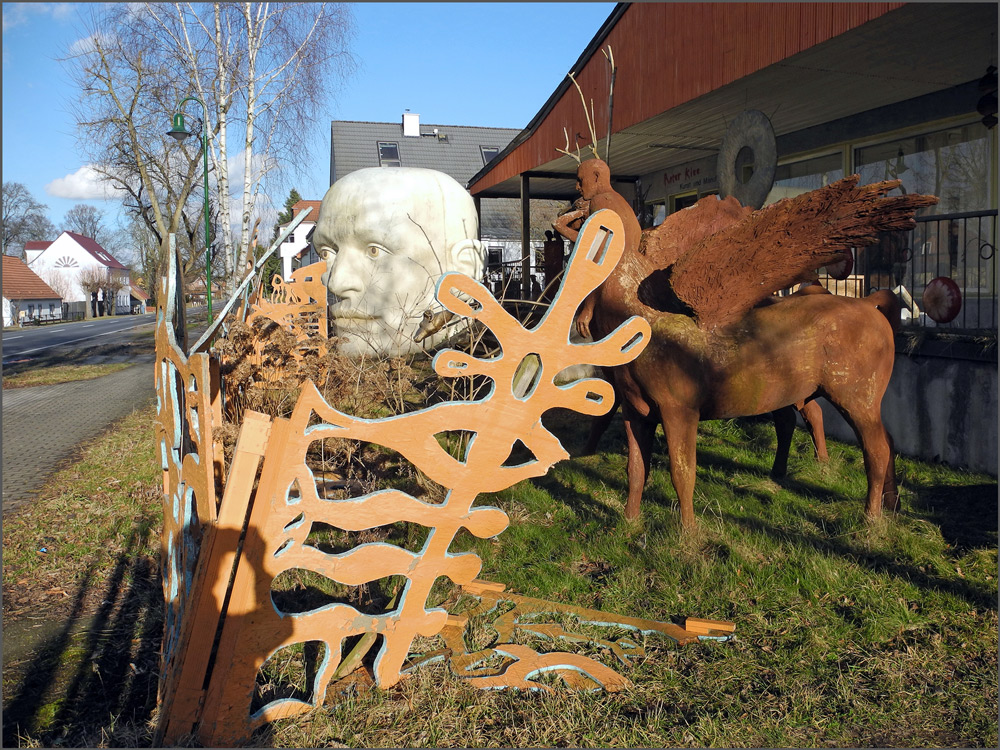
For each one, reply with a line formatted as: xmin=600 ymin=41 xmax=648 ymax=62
xmin=2 ymin=5 xmax=29 ymax=32
xmin=69 ymin=30 xmax=115 ymax=55
xmin=50 ymin=3 xmax=74 ymax=21
xmin=45 ymin=165 xmax=117 ymax=200
xmin=2 ymin=3 xmax=74 ymax=34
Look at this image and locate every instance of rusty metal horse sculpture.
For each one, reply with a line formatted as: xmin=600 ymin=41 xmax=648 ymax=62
xmin=556 ymin=158 xmax=935 ymax=529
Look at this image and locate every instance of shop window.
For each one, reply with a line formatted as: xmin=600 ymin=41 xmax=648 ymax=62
xmin=670 ymin=192 xmax=699 ymax=213
xmin=854 ymin=123 xmax=992 ymax=214
xmin=765 ymin=152 xmax=845 ymax=206
xmin=643 ymin=200 xmax=666 ymax=228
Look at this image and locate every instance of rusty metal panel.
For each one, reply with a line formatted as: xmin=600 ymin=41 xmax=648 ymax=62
xmin=472 ymin=2 xmax=902 ymax=195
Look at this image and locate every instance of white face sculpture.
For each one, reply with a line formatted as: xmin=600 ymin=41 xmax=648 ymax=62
xmin=313 ymin=168 xmax=485 ymax=356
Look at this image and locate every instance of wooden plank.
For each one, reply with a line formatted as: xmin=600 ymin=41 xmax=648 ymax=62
xmin=159 ymin=411 xmax=273 ymax=745
xmin=198 ymin=416 xmax=294 ymax=746
xmin=463 ymin=579 xmax=507 ymax=594
xmin=683 ymin=617 xmax=737 ymax=635
xmin=446 ymin=615 xmax=469 ymax=629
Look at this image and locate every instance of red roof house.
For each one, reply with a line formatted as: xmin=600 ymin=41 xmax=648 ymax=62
xmin=3 ymin=255 xmax=63 ymax=326
xmin=24 ymin=231 xmax=131 ymax=312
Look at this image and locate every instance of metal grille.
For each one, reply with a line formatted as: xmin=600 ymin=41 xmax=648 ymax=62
xmin=819 ymin=209 xmax=998 ymax=332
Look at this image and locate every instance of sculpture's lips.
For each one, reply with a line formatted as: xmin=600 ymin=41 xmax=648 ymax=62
xmin=330 ymin=306 xmax=376 ymax=321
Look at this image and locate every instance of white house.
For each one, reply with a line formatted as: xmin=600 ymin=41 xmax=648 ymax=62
xmin=26 ymin=231 xmax=131 ymax=315
xmin=2 ymin=255 xmax=63 ymax=326
xmin=277 ymin=200 xmax=321 ymax=281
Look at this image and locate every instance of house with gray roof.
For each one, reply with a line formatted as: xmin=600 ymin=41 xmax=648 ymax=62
xmin=330 ymin=113 xmax=569 ymax=298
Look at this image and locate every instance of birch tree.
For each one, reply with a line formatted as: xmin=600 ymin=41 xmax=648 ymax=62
xmin=67 ymin=2 xmax=355 ymax=296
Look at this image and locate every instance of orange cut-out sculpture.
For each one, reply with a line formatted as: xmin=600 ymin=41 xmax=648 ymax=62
xmin=224 ymin=260 xmax=331 ymax=392
xmin=194 ymin=210 xmax=650 ymax=745
xmin=153 ymin=210 xmax=735 ymax=748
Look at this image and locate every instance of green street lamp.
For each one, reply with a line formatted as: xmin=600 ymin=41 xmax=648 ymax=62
xmin=167 ymin=96 xmax=213 ymax=324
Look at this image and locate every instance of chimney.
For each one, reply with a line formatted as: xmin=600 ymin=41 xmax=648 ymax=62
xmin=402 ymin=110 xmax=420 ymax=137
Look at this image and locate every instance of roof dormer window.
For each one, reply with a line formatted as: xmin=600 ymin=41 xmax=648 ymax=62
xmin=378 ymin=141 xmax=401 ymax=167
xmin=480 ymin=146 xmax=500 ymax=166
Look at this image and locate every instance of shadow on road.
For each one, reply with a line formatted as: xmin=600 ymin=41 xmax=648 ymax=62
xmin=2 ymin=338 xmax=155 ymax=378
xmin=2 ymin=527 xmax=163 ymax=747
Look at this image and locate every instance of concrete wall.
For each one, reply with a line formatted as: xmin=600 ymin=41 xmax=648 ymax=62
xmin=816 ymin=346 xmax=998 ymax=475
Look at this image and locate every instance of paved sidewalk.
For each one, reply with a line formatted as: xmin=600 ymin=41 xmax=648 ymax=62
xmin=2 ymin=356 xmax=156 ymax=515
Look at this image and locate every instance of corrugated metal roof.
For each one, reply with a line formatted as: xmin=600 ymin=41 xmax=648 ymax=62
xmin=331 ymin=119 xmax=521 ymax=185
xmin=2 ymin=255 xmax=61 ymax=300
xmin=330 ymin=118 xmax=569 ymax=240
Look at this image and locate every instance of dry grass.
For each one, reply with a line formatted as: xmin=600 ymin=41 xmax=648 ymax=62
xmin=2 ymin=405 xmax=162 ymax=748
xmin=2 ymin=363 xmax=133 ymax=389
xmin=3 ymin=347 xmax=996 ymax=748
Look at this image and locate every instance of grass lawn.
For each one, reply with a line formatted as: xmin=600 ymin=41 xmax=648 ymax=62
xmin=2 ymin=403 xmax=996 ymax=747
xmin=2 ymin=363 xmax=133 ymax=389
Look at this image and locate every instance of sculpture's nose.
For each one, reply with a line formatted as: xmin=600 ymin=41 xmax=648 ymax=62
xmin=326 ymin=248 xmax=365 ymax=300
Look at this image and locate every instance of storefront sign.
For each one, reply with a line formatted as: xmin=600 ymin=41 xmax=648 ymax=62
xmin=662 ymin=156 xmax=719 ymax=195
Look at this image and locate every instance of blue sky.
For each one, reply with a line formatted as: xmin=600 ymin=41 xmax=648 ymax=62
xmin=2 ymin=2 xmax=614 ymax=242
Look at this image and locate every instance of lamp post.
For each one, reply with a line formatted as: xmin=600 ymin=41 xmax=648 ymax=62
xmin=167 ymin=96 xmax=213 ymax=323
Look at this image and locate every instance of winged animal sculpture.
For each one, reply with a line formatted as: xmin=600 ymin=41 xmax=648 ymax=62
xmin=555 ymin=159 xmax=936 ymax=528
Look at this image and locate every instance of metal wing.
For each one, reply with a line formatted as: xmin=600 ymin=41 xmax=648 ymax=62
xmin=666 ymin=175 xmax=938 ymax=331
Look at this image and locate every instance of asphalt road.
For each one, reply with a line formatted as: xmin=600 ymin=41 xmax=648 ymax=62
xmin=1 ymin=306 xmax=209 ymax=516
xmin=2 ymin=313 xmax=156 ymax=364
xmin=1 ymin=358 xmax=156 ymax=515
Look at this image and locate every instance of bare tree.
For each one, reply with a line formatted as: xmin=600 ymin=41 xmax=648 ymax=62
xmin=103 ymin=269 xmax=131 ymax=316
xmin=62 ymin=202 xmax=128 ymax=260
xmin=125 ymin=213 xmax=161 ymax=306
xmin=78 ymin=265 xmax=108 ymax=317
xmin=62 ymin=204 xmax=105 ymax=240
xmin=2 ymin=182 xmax=54 ymax=257
xmin=66 ymin=2 xmax=355 ymax=299
xmin=6 ymin=298 xmax=22 ymax=326
xmin=39 ymin=268 xmax=76 ymax=300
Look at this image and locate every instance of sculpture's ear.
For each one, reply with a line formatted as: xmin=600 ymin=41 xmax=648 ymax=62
xmin=448 ymin=238 xmax=485 ymax=280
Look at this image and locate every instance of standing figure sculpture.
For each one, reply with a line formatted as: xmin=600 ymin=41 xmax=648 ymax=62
xmin=313 ymin=167 xmax=485 ymax=356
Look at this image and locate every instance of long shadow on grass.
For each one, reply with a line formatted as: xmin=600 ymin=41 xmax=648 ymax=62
xmin=2 ymin=527 xmax=162 ymax=747
xmin=722 ymin=511 xmax=998 ymax=612
xmin=530 ymin=468 xmax=622 ymax=528
xmin=696 ymin=446 xmax=854 ymax=507
xmin=904 ymin=481 xmax=998 ymax=552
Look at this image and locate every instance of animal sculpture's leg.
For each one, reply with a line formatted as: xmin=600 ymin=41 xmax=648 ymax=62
xmin=661 ymin=407 xmax=700 ymax=529
xmin=845 ymin=407 xmax=891 ymax=518
xmin=622 ymin=405 xmax=655 ymax=521
xmin=798 ymin=399 xmax=828 ymax=462
xmin=770 ymin=405 xmax=797 ymax=478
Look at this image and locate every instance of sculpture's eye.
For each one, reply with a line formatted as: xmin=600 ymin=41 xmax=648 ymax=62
xmin=367 ymin=244 xmax=386 ymax=259
xmin=317 ymin=244 xmax=337 ymax=261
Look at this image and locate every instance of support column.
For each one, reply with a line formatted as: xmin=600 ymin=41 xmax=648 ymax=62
xmin=520 ymin=173 xmax=531 ymax=300
xmin=473 ymin=195 xmax=482 ymax=242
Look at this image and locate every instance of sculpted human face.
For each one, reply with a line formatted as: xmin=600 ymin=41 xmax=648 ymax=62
xmin=313 ymin=168 xmax=484 ymax=356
